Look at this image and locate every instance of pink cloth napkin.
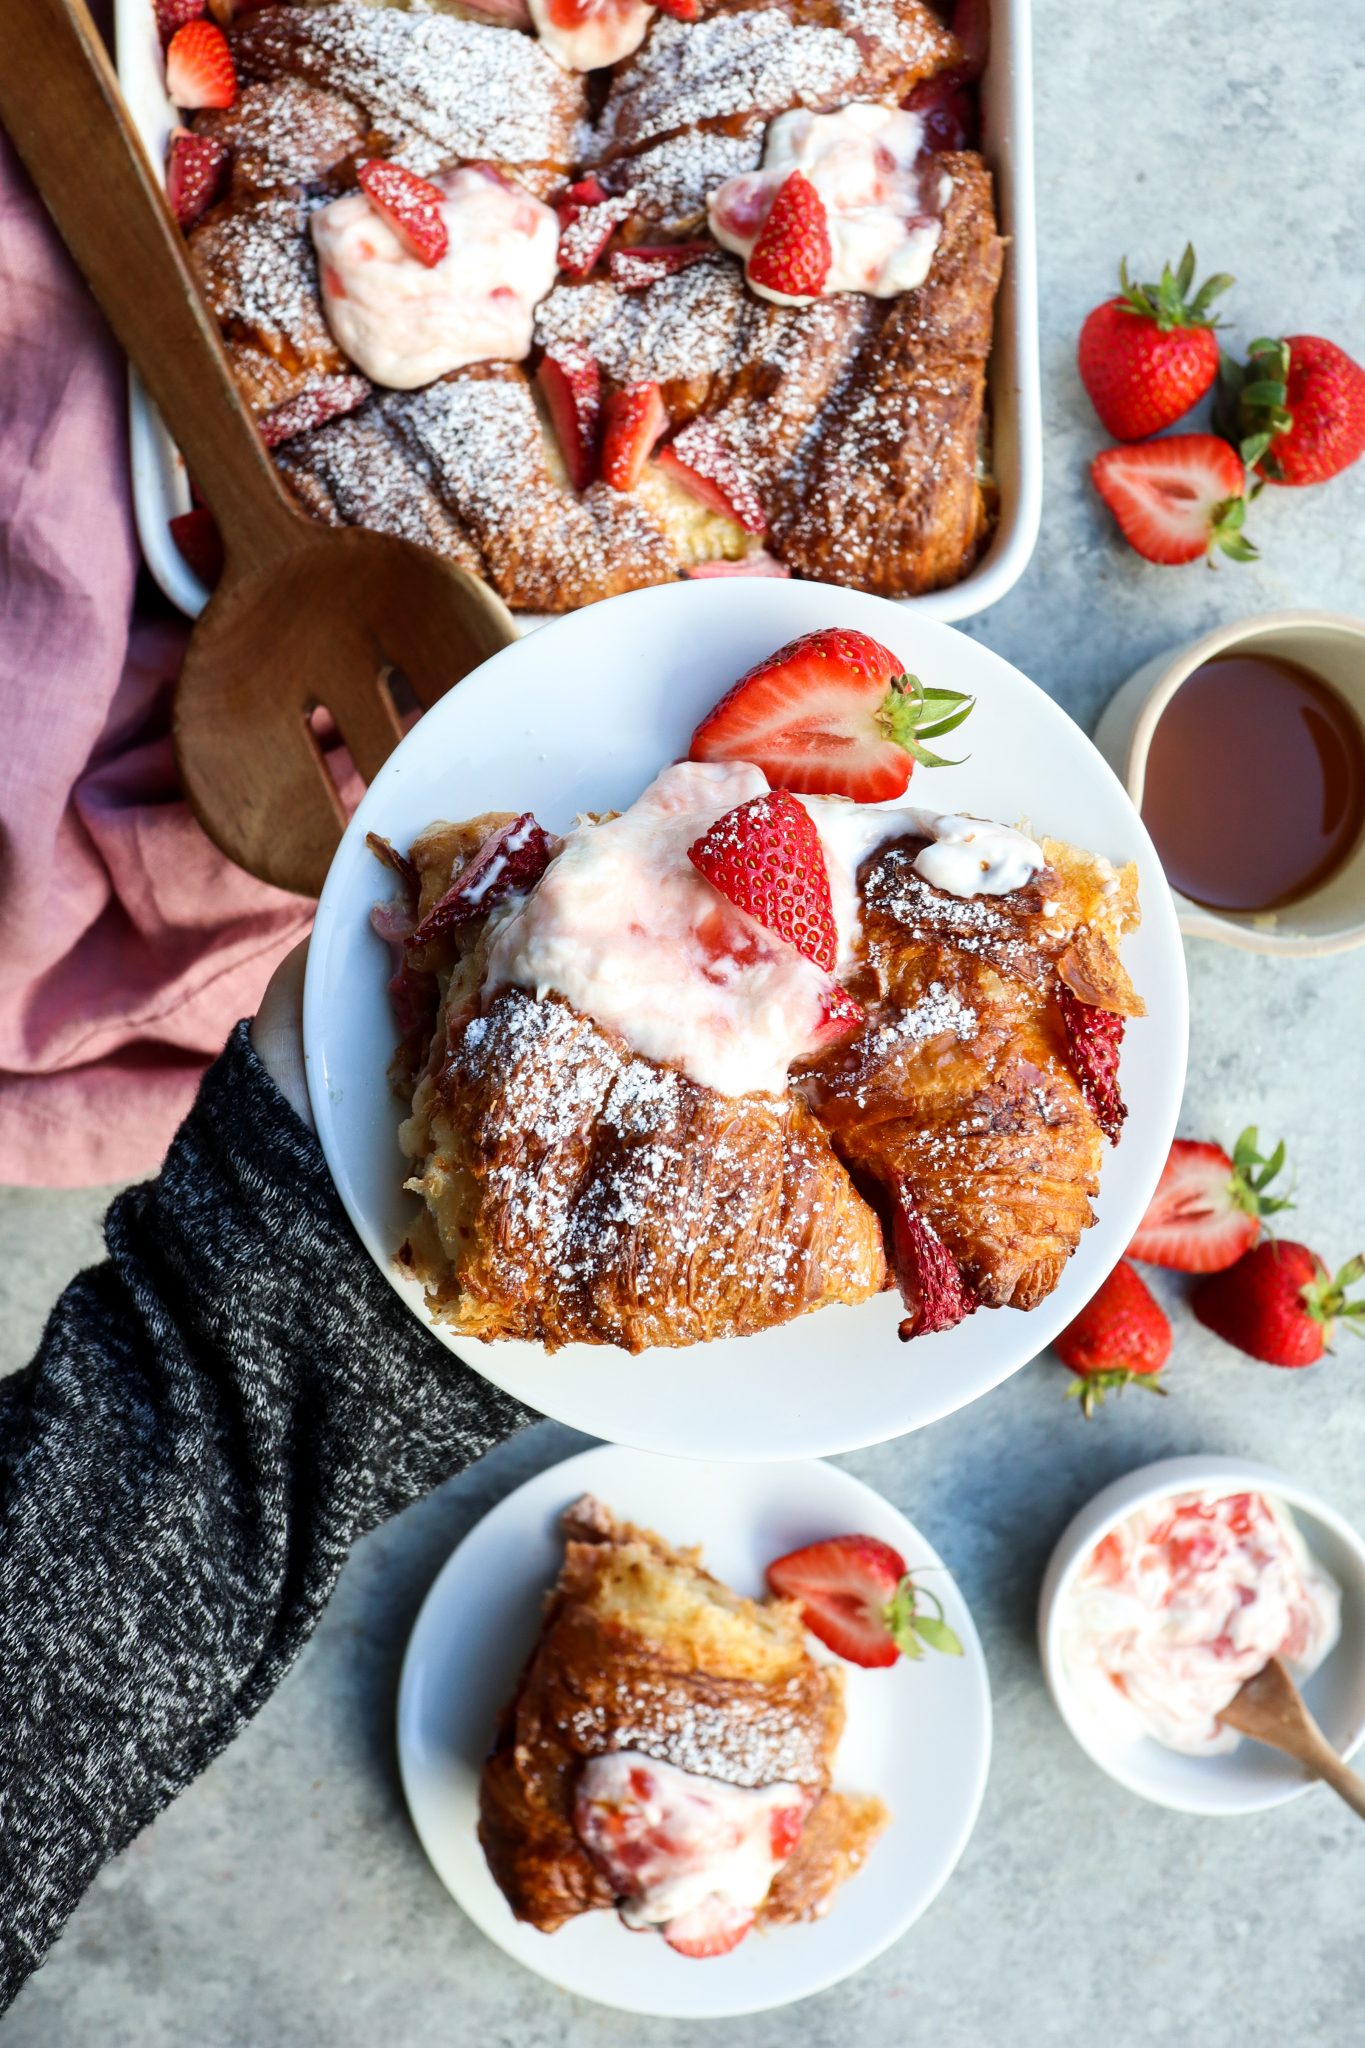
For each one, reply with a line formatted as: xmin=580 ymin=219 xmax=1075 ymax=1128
xmin=0 ymin=127 xmax=312 ymax=1189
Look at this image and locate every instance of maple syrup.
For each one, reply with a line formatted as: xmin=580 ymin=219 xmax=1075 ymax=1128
xmin=1141 ymin=654 xmax=1365 ymax=913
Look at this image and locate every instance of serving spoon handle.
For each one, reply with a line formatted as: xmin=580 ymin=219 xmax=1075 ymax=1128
xmin=1218 ymin=1657 xmax=1365 ymax=1822
xmin=0 ymin=0 xmax=303 ymax=572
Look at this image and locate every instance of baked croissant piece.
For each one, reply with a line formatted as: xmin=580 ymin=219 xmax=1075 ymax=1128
xmin=375 ymin=777 xmax=1141 ymax=1352
xmin=479 ymin=1493 xmax=888 ymax=1945
xmin=178 ymin=0 xmax=1003 ymax=606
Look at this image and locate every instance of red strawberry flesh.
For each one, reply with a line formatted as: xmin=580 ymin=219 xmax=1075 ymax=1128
xmin=766 ymin=1534 xmax=907 ymax=1669
xmin=556 ymin=188 xmax=636 ymax=280
xmin=600 ymin=381 xmax=667 ymax=491
xmin=356 ymin=159 xmax=449 ymax=268
xmin=1128 ymin=1131 xmax=1288 ymax=1273
xmin=1058 ymin=984 xmax=1126 ymax=1142
xmin=656 ymin=423 xmax=765 ymax=532
xmin=1091 ymin=433 xmax=1253 ymax=566
xmin=608 ymin=242 xmax=713 ymax=291
xmin=156 ymin=0 xmax=206 ymax=46
xmin=168 ymin=506 xmax=223 ymax=586
xmin=538 ymin=346 xmax=602 ymax=492
xmin=686 ymin=552 xmax=791 ymax=579
xmin=165 ymin=129 xmax=230 ymax=228
xmin=164 ymin=19 xmax=237 ymax=109
xmin=688 ymin=789 xmax=839 ymax=972
xmin=411 ymin=815 xmax=555 ymax=945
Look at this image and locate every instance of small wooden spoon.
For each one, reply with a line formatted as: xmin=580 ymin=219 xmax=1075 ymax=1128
xmin=1217 ymin=1657 xmax=1365 ymax=1820
xmin=0 ymin=0 xmax=518 ymax=898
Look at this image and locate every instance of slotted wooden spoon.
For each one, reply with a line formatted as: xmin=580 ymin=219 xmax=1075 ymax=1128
xmin=1218 ymin=1657 xmax=1365 ymax=1821
xmin=0 ymin=0 xmax=518 ymax=898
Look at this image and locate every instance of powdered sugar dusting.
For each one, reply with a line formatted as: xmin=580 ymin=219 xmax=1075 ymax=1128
xmin=597 ymin=12 xmax=865 ymax=154
xmin=535 ymin=252 xmax=749 ymax=384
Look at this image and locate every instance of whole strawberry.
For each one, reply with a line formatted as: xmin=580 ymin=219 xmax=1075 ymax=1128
xmin=1054 ymin=1259 xmax=1171 ymax=1417
xmin=1218 ymin=335 xmax=1365 ymax=487
xmin=1193 ymin=1242 xmax=1365 ymax=1368
xmin=1078 ymin=244 xmax=1232 ymax=441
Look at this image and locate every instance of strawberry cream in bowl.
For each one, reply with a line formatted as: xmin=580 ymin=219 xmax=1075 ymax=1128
xmin=708 ymin=105 xmax=952 ymax=307
xmin=311 ymin=162 xmax=558 ymax=390
xmin=1040 ymin=1456 xmax=1365 ymax=1813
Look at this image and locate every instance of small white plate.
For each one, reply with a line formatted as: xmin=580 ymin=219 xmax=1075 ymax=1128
xmin=396 ymin=1442 xmax=991 ymax=2018
xmin=304 ymin=578 xmax=1188 ymax=1460
xmin=1038 ymin=1455 xmax=1365 ymax=1815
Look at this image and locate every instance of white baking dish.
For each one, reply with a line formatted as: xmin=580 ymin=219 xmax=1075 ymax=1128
xmin=116 ymin=0 xmax=1040 ymax=624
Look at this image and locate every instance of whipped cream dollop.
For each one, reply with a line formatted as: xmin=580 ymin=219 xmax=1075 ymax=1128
xmin=1060 ymin=1490 xmax=1341 ymax=1756
xmin=483 ymin=767 xmax=1044 ymax=1094
xmin=574 ymin=1752 xmax=807 ymax=1938
xmin=529 ymin=0 xmax=654 ymax=72
xmin=311 ymin=165 xmax=558 ymax=389
xmin=708 ymin=104 xmax=952 ymax=306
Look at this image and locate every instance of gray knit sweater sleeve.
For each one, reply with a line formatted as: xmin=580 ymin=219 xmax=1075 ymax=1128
xmin=0 ymin=1022 xmax=532 ymax=2011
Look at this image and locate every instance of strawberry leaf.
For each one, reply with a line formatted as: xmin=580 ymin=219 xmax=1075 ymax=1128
xmin=882 ymin=1574 xmax=963 ymax=1661
xmin=911 ymin=1614 xmax=964 ymax=1657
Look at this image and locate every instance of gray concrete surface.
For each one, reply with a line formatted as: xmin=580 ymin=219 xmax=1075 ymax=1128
xmin=4 ymin=0 xmax=1365 ymax=2040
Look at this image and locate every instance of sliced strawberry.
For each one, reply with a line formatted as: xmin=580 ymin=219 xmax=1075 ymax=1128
xmin=156 ymin=0 xmax=205 ymax=46
xmin=767 ymin=1533 xmax=964 ymax=1668
xmin=686 ymin=551 xmax=791 ymax=578
xmin=1058 ymin=985 xmax=1126 ymax=1143
xmin=560 ymin=175 xmax=608 ymax=208
xmin=688 ymin=789 xmax=838 ymax=972
xmin=903 ymin=69 xmax=978 ymax=152
xmin=656 ymin=422 xmax=765 ymax=532
xmin=356 ymin=159 xmax=449 ymax=268
xmin=601 ymin=381 xmax=667 ymax=491
xmin=813 ymin=981 xmax=865 ymax=1046
xmin=411 ymin=814 xmax=556 ymax=945
xmin=891 ymin=1197 xmax=976 ymax=1340
xmin=1128 ymin=1129 xmax=1291 ymax=1273
xmin=662 ymin=1896 xmax=754 ymax=1959
xmin=689 ymin=627 xmax=974 ymax=801
xmin=169 ymin=506 xmax=223 ymax=586
xmin=556 ymin=186 xmax=636 ymax=281
xmin=165 ymin=129 xmax=230 ymax=228
xmin=608 ymin=242 xmax=713 ymax=291
xmin=1091 ymin=434 xmax=1255 ymax=565
xmin=538 ymin=345 xmax=602 ymax=492
xmin=653 ymin=0 xmax=700 ymax=16
xmin=746 ymin=171 xmax=831 ymax=302
xmin=258 ymin=374 xmax=371 ymax=449
xmin=164 ymin=19 xmax=237 ymax=110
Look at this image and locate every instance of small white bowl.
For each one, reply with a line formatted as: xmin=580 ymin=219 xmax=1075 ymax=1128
xmin=1038 ymin=1454 xmax=1365 ymax=1815
xmin=1093 ymin=608 xmax=1365 ymax=956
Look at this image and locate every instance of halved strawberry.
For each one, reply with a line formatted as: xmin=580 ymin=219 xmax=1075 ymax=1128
xmin=662 ymin=1896 xmax=754 ymax=1959
xmin=165 ymin=129 xmax=230 ymax=228
xmin=356 ymin=159 xmax=449 ymax=268
xmin=412 ymin=814 xmax=556 ymax=944
xmin=258 ymin=374 xmax=371 ymax=449
xmin=767 ymin=1534 xmax=964 ymax=1669
xmin=1091 ymin=433 xmax=1255 ymax=565
xmin=689 ymin=627 xmax=974 ymax=801
xmin=538 ymin=345 xmax=601 ymax=492
xmin=1057 ymin=985 xmax=1126 ymax=1143
xmin=556 ymin=185 xmax=636 ymax=280
xmin=747 ymin=171 xmax=831 ymax=302
xmin=601 ymin=381 xmax=667 ymax=490
xmin=1128 ymin=1129 xmax=1291 ymax=1273
xmin=165 ymin=19 xmax=237 ymax=109
xmin=608 ymin=242 xmax=712 ymax=291
xmin=156 ymin=0 xmax=205 ymax=46
xmin=687 ymin=551 xmax=791 ymax=578
xmin=688 ymin=789 xmax=838 ymax=972
xmin=169 ymin=506 xmax=223 ymax=586
xmin=656 ymin=422 xmax=765 ymax=531
xmin=892 ymin=1197 xmax=976 ymax=1341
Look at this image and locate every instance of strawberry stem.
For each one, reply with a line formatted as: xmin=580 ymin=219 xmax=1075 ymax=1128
xmin=1302 ymin=1253 xmax=1365 ymax=1343
xmin=876 ymin=674 xmax=975 ymax=769
xmin=1229 ymin=1127 xmax=1293 ymax=1224
xmin=1065 ymin=1368 xmax=1168 ymax=1420
xmin=1117 ymin=243 xmax=1233 ymax=333
xmin=882 ymin=1574 xmax=964 ymax=1660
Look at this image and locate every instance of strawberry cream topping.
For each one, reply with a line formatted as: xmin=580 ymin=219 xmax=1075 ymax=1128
xmin=530 ymin=0 xmax=655 ymax=73
xmin=708 ymin=103 xmax=952 ymax=306
xmin=311 ymin=166 xmax=558 ymax=389
xmin=573 ymin=1751 xmax=810 ymax=1948
xmin=1060 ymin=1490 xmax=1341 ymax=1756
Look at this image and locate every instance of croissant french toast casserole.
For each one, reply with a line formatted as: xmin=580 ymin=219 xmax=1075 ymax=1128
xmin=166 ymin=0 xmax=1004 ymax=605
xmin=370 ymin=627 xmax=1145 ymax=1353
xmin=479 ymin=1493 xmax=888 ymax=1950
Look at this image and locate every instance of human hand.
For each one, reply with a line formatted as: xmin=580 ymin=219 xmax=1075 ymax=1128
xmin=250 ymin=937 xmax=313 ymax=1131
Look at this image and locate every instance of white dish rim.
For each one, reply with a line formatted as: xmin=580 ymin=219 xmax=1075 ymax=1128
xmin=114 ymin=0 xmax=1041 ymax=627
xmin=1037 ymin=1452 xmax=1365 ymax=1816
xmin=395 ymin=1440 xmax=994 ymax=2018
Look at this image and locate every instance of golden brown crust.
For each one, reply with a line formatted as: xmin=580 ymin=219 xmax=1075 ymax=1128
xmin=478 ymin=1496 xmax=885 ymax=1936
xmin=802 ymin=838 xmax=1142 ymax=1312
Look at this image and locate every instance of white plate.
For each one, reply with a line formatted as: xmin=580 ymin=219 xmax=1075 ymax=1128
xmin=115 ymin=0 xmax=1039 ymax=624
xmin=396 ymin=1442 xmax=992 ymax=2018
xmin=304 ymin=578 xmax=1189 ymax=1459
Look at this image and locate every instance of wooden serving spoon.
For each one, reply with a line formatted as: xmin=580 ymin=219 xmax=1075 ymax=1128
xmin=1217 ymin=1657 xmax=1365 ymax=1821
xmin=0 ymin=0 xmax=518 ymax=899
